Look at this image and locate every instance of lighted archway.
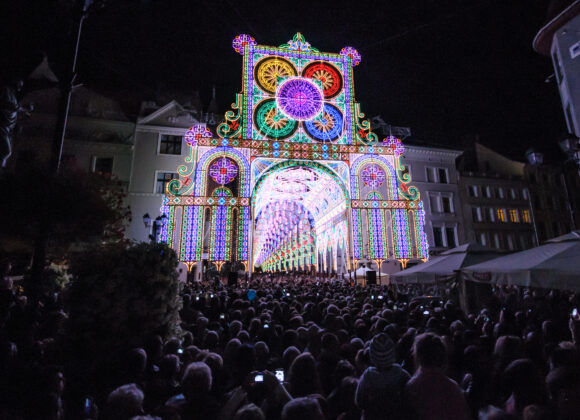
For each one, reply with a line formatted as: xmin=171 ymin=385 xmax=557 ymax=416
xmin=250 ymin=160 xmax=350 ymax=273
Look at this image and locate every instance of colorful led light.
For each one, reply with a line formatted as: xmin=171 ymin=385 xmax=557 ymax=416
xmin=232 ymin=34 xmax=257 ymax=55
xmin=340 ymin=46 xmax=361 ymax=67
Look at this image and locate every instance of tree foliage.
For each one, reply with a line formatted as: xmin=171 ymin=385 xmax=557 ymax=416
xmin=0 ymin=166 xmax=130 ymax=256
xmin=65 ymin=242 xmax=182 ymax=393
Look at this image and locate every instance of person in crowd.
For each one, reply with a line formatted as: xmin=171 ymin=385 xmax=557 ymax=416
xmin=281 ymin=396 xmax=325 ymax=420
xmin=405 ymin=332 xmax=471 ymax=420
xmin=102 ymin=383 xmax=146 ymax=419
xmin=355 ymin=333 xmax=410 ymax=420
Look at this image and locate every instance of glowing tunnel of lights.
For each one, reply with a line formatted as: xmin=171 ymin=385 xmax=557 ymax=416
xmin=251 ymin=160 xmax=349 ymax=270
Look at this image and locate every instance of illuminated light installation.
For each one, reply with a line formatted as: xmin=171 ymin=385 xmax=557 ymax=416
xmin=161 ymin=33 xmax=428 ymax=276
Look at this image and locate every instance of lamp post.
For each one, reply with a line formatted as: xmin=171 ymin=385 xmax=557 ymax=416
xmin=29 ymin=0 xmax=105 ymax=295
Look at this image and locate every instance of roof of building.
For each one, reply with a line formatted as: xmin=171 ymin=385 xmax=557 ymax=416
xmin=533 ymin=0 xmax=580 ymax=55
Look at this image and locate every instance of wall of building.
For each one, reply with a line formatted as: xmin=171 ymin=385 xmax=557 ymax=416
xmin=525 ymin=163 xmax=580 ymax=241
xmin=126 ymin=113 xmax=206 ymax=242
xmin=553 ymin=13 xmax=580 ymax=137
xmin=458 ymin=174 xmax=536 ymax=251
xmin=401 ymin=145 xmax=465 ymax=255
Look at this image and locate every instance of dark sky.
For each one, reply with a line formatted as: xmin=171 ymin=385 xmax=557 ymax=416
xmin=1 ymin=0 xmax=567 ymax=160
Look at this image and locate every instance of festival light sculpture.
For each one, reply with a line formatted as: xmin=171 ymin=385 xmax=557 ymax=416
xmin=161 ymin=33 xmax=428 ymax=276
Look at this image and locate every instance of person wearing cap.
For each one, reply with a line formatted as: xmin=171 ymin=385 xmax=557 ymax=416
xmin=355 ymin=333 xmax=410 ymax=420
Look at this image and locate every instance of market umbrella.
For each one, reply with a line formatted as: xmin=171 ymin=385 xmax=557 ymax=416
xmin=462 ymin=231 xmax=580 ymax=291
xmin=390 ymin=242 xmax=503 ymax=284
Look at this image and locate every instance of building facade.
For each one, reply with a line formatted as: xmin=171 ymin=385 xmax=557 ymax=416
xmin=524 ymin=160 xmax=580 ymax=241
xmin=458 ymin=144 xmax=536 ymax=251
xmin=125 ymin=100 xmax=210 ymax=243
xmin=13 ymin=87 xmax=135 ymax=182
xmin=534 ymin=0 xmax=580 ymax=138
xmin=401 ymin=144 xmax=466 ymax=255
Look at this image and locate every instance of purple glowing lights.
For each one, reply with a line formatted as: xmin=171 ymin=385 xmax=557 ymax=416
xmin=361 ymin=164 xmax=386 ymax=188
xmin=209 ymin=157 xmax=238 ymax=185
xmin=276 ymin=77 xmax=323 ymax=121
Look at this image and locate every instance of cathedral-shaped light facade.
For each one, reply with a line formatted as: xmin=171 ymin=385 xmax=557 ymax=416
xmin=161 ymin=33 xmax=429 ymax=275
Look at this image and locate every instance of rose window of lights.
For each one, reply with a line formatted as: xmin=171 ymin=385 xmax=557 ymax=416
xmin=276 ymin=77 xmax=323 ymax=121
xmin=209 ymin=158 xmax=238 ymax=185
xmin=361 ymin=164 xmax=386 ymax=188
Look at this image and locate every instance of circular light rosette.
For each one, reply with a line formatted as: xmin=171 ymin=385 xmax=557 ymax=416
xmin=276 ymin=77 xmax=324 ymax=121
xmin=232 ymin=34 xmax=256 ymax=55
xmin=303 ymin=103 xmax=344 ymax=142
xmin=254 ymin=57 xmax=297 ymax=93
xmin=209 ymin=157 xmax=238 ymax=185
xmin=254 ymin=99 xmax=298 ymax=140
xmin=361 ymin=164 xmax=386 ymax=188
xmin=340 ymin=46 xmax=362 ymax=67
xmin=302 ymin=61 xmax=343 ymax=99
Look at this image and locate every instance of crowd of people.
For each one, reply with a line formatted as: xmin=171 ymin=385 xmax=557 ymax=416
xmin=1 ymin=267 xmax=580 ymax=420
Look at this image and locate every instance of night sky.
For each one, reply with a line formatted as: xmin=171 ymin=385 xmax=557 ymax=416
xmin=2 ymin=0 xmax=567 ymax=160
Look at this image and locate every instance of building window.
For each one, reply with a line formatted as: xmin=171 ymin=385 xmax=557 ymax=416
xmin=433 ymin=227 xmax=444 ymax=247
xmin=478 ymin=232 xmax=487 ymax=246
xmin=441 ymin=196 xmax=452 ymax=213
xmin=429 ymin=195 xmax=439 ymax=213
xmin=497 ymin=208 xmax=507 ymax=222
xmin=521 ymin=209 xmax=531 ymax=223
xmin=488 ymin=207 xmax=495 ymax=222
xmin=433 ymin=225 xmax=457 ymax=248
xmin=493 ymin=233 xmax=501 ymax=249
xmin=446 ymin=227 xmax=457 ymax=248
xmin=426 ymin=167 xmax=436 ymax=183
xmin=156 ymin=172 xmax=178 ymax=194
xmin=494 ymin=187 xmax=504 ymax=199
xmin=522 ymin=188 xmax=529 ymax=200
xmin=509 ymin=188 xmax=518 ymax=200
xmin=571 ymin=41 xmax=580 ymax=59
xmin=472 ymin=207 xmax=482 ymax=222
xmin=552 ymin=48 xmax=563 ymax=84
xmin=92 ymin=157 xmax=113 ymax=178
xmin=159 ymin=134 xmax=182 ymax=155
xmin=509 ymin=209 xmax=519 ymax=223
xmin=483 ymin=186 xmax=492 ymax=198
xmin=468 ymin=185 xmax=479 ymax=198
xmin=426 ymin=167 xmax=448 ymax=183
xmin=565 ymin=103 xmax=576 ymax=134
xmin=507 ymin=234 xmax=515 ymax=251
xmin=519 ymin=235 xmax=528 ymax=250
